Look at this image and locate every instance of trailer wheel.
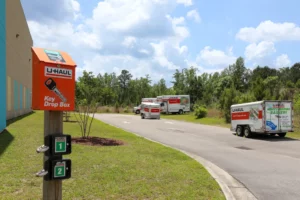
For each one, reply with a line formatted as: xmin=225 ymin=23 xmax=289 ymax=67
xmin=278 ymin=133 xmax=286 ymax=137
xmin=135 ymin=110 xmax=140 ymax=114
xmin=141 ymin=114 xmax=145 ymax=119
xmin=244 ymin=127 xmax=252 ymax=138
xmin=236 ymin=126 xmax=243 ymax=137
xmin=179 ymin=109 xmax=183 ymax=114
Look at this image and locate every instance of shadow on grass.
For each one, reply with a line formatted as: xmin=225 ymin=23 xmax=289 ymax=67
xmin=0 ymin=129 xmax=14 ymax=156
xmin=6 ymin=111 xmax=35 ymax=126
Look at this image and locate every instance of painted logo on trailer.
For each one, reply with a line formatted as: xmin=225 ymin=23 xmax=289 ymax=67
xmin=151 ymin=108 xmax=160 ymax=113
xmin=266 ymin=120 xmax=277 ymax=130
xmin=45 ymin=67 xmax=72 ymax=79
xmin=232 ymin=108 xmax=244 ymax=112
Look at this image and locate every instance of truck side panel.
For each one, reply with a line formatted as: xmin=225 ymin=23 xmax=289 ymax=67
xmin=231 ymin=103 xmax=264 ymax=132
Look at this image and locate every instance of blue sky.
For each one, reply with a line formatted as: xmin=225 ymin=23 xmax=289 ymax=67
xmin=21 ymin=0 xmax=300 ymax=85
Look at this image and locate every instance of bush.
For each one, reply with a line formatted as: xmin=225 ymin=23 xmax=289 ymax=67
xmin=123 ymin=106 xmax=129 ymax=113
xmin=105 ymin=107 xmax=111 ymax=113
xmin=194 ymin=106 xmax=208 ymax=119
xmin=115 ymin=102 xmax=120 ymax=113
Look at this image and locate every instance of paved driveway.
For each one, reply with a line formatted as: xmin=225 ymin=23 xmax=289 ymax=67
xmin=94 ymin=114 xmax=300 ymax=200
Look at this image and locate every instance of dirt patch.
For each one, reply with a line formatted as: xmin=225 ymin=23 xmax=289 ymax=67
xmin=72 ymin=137 xmax=124 ymax=146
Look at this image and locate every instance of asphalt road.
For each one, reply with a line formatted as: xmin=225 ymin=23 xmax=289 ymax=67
xmin=94 ymin=114 xmax=300 ymax=200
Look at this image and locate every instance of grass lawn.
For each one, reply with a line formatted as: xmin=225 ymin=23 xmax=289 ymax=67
xmin=286 ymin=131 xmax=300 ymax=139
xmin=0 ymin=111 xmax=224 ymax=200
xmin=160 ymin=113 xmax=231 ymax=129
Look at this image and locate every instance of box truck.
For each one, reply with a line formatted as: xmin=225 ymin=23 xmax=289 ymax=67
xmin=140 ymin=102 xmax=161 ymax=119
xmin=133 ymin=98 xmax=158 ymax=114
xmin=231 ymin=100 xmax=293 ymax=138
xmin=158 ymin=95 xmax=190 ymax=114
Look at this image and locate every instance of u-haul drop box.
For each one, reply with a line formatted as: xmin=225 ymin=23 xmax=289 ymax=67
xmin=31 ymin=47 xmax=77 ymax=111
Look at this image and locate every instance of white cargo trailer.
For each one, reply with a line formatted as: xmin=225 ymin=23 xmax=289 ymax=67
xmin=230 ymin=100 xmax=293 ymax=138
xmin=140 ymin=102 xmax=161 ymax=119
xmin=133 ymin=98 xmax=158 ymax=114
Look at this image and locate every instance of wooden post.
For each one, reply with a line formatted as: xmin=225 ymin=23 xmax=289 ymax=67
xmin=43 ymin=110 xmax=63 ymax=200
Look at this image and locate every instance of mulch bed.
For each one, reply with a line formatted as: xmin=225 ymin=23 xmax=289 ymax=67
xmin=72 ymin=137 xmax=124 ymax=146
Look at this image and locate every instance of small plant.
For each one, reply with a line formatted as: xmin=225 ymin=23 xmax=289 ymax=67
xmin=194 ymin=105 xmax=208 ymax=119
xmin=123 ymin=106 xmax=129 ymax=113
xmin=115 ymin=102 xmax=120 ymax=113
xmin=105 ymin=107 xmax=111 ymax=113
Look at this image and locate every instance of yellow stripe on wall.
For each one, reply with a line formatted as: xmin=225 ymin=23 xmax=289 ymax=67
xmin=7 ymin=76 xmax=12 ymax=111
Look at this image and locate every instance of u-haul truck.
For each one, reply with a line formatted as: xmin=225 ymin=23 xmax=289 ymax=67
xmin=140 ymin=102 xmax=161 ymax=119
xmin=158 ymin=95 xmax=190 ymax=114
xmin=231 ymin=100 xmax=293 ymax=138
xmin=141 ymin=98 xmax=157 ymax=103
xmin=133 ymin=98 xmax=158 ymax=114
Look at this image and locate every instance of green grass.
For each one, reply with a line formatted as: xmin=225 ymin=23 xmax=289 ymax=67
xmin=286 ymin=131 xmax=300 ymax=139
xmin=0 ymin=111 xmax=224 ymax=200
xmin=161 ymin=113 xmax=231 ymax=128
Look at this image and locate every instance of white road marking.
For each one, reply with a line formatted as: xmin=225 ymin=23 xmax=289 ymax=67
xmin=164 ymin=121 xmax=174 ymax=124
xmin=123 ymin=121 xmax=131 ymax=124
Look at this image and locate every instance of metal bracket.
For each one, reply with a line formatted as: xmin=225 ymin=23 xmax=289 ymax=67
xmin=36 ymin=169 xmax=48 ymax=177
xmin=36 ymin=145 xmax=49 ymax=153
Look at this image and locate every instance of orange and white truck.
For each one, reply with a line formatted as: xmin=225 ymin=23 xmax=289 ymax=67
xmin=140 ymin=102 xmax=161 ymax=119
xmin=230 ymin=100 xmax=293 ymax=138
xmin=133 ymin=98 xmax=158 ymax=114
xmin=157 ymin=95 xmax=190 ymax=114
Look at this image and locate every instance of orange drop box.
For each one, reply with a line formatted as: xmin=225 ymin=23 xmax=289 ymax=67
xmin=31 ymin=47 xmax=77 ymax=111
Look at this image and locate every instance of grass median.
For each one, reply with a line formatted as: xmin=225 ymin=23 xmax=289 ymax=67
xmin=0 ymin=111 xmax=225 ymax=200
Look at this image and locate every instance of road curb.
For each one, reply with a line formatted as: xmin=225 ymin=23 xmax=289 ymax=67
xmin=101 ymin=119 xmax=258 ymax=200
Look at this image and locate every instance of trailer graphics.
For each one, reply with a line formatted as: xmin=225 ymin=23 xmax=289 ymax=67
xmin=265 ymin=102 xmax=292 ymax=131
xmin=140 ymin=102 xmax=161 ymax=119
xmin=158 ymin=95 xmax=190 ymax=114
xmin=231 ymin=106 xmax=262 ymax=121
xmin=133 ymin=98 xmax=158 ymax=114
xmin=230 ymin=100 xmax=293 ymax=138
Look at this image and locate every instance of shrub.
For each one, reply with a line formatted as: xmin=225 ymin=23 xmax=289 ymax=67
xmin=194 ymin=106 xmax=208 ymax=119
xmin=123 ymin=106 xmax=129 ymax=113
xmin=105 ymin=107 xmax=111 ymax=113
xmin=115 ymin=102 xmax=120 ymax=113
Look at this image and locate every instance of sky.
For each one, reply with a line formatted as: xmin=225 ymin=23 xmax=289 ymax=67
xmin=21 ymin=0 xmax=300 ymax=86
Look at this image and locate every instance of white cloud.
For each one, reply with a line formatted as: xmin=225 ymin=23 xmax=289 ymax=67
xmin=25 ymin=0 xmax=194 ymax=82
xmin=151 ymin=41 xmax=180 ymax=70
xmin=184 ymin=60 xmax=222 ymax=76
xmin=236 ymin=20 xmax=300 ymax=43
xmin=177 ymin=0 xmax=193 ymax=6
xmin=139 ymin=49 xmax=150 ymax=55
xmin=244 ymin=41 xmax=276 ymax=61
xmin=122 ymin=36 xmax=137 ymax=48
xmin=274 ymin=54 xmax=291 ymax=68
xmin=82 ymin=54 xmax=171 ymax=84
xmin=28 ymin=21 xmax=101 ymax=51
xmin=196 ymin=46 xmax=237 ymax=67
xmin=187 ymin=10 xmax=201 ymax=23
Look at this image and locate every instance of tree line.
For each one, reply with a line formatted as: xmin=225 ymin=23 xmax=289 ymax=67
xmin=75 ymin=57 xmax=300 ymax=122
